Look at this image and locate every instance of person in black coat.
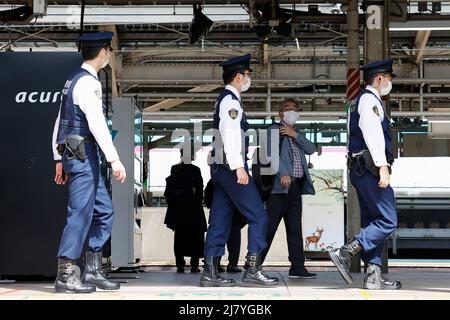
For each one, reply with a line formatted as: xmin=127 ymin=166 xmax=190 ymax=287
xmin=164 ymin=148 xmax=207 ymax=273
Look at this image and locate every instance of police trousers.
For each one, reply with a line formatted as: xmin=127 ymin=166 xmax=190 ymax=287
xmin=204 ymin=164 xmax=268 ymax=257
xmin=350 ymin=159 xmax=397 ymax=266
xmin=57 ymin=142 xmax=115 ymax=260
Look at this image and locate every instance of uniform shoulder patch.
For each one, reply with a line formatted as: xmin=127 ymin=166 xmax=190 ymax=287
xmin=372 ymin=106 xmax=380 ymax=116
xmin=228 ymin=108 xmax=239 ymax=120
xmin=94 ymin=88 xmax=102 ymax=99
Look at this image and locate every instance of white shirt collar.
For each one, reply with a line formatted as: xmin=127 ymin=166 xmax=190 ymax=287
xmin=366 ymin=85 xmax=381 ymax=100
xmin=225 ymin=84 xmax=241 ymax=101
xmin=81 ymin=63 xmax=98 ymax=79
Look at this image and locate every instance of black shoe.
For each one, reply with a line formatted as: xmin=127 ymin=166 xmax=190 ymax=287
xmin=177 ymin=267 xmax=185 ymax=273
xmin=190 ymin=267 xmax=201 ymax=273
xmin=217 ymin=266 xmax=226 ymax=273
xmin=328 ymin=238 xmax=362 ymax=285
xmin=82 ymin=251 xmax=120 ymax=290
xmin=54 ymin=258 xmax=96 ymax=294
xmin=289 ymin=268 xmax=317 ymax=279
xmin=227 ymin=265 xmax=243 ymax=273
xmin=190 ymin=257 xmax=200 ymax=273
xmin=242 ymin=254 xmax=279 ymax=287
xmin=363 ymin=264 xmax=402 ymax=290
xmin=200 ymin=256 xmax=236 ymax=287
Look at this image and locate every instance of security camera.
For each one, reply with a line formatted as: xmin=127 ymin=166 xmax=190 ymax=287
xmin=331 ymin=4 xmax=341 ymax=14
xmin=31 ymin=0 xmax=47 ymax=17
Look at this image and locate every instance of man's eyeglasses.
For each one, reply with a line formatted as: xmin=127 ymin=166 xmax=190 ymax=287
xmin=282 ymin=104 xmax=299 ymax=111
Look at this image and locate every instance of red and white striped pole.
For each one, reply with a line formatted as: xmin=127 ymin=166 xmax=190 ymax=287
xmin=346 ymin=0 xmax=361 ymax=104
xmin=346 ymin=0 xmax=362 ymax=274
xmin=346 ymin=67 xmax=361 ymax=102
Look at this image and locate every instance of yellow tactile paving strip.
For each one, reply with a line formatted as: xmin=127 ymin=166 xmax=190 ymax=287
xmin=1 ymin=269 xmax=450 ymax=300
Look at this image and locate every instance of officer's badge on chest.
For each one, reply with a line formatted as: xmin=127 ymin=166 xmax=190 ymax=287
xmin=228 ymin=108 xmax=239 ymax=120
xmin=372 ymin=106 xmax=380 ymax=116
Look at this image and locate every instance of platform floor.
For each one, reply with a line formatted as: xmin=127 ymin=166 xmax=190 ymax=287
xmin=1 ymin=264 xmax=450 ymax=300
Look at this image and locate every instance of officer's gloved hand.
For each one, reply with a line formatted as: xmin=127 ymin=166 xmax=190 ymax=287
xmin=111 ymin=159 xmax=127 ymax=183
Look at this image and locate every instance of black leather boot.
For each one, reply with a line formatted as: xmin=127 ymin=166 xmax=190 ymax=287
xmin=242 ymin=254 xmax=279 ymax=287
xmin=54 ymin=258 xmax=96 ymax=293
xmin=328 ymin=237 xmax=362 ymax=285
xmin=82 ymin=251 xmax=120 ymax=290
xmin=363 ymin=264 xmax=402 ymax=290
xmin=199 ymin=256 xmax=236 ymax=287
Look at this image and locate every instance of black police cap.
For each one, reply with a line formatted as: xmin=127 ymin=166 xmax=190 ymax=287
xmin=219 ymin=53 xmax=253 ymax=76
xmin=79 ymin=31 xmax=114 ymax=50
xmin=361 ymin=59 xmax=396 ymax=81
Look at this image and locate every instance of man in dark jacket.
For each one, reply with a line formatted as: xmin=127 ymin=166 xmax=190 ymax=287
xmin=260 ymin=99 xmax=317 ymax=279
xmin=164 ymin=147 xmax=207 ymax=273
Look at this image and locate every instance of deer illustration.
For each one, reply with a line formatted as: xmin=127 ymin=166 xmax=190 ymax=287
xmin=304 ymin=227 xmax=325 ymax=251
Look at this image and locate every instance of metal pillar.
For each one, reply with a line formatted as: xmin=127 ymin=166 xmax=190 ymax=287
xmin=77 ymin=0 xmax=86 ymax=52
xmin=263 ymin=42 xmax=272 ymax=113
xmin=143 ymin=127 xmax=150 ymax=206
xmin=419 ymin=59 xmax=424 ymax=113
xmin=346 ymin=0 xmax=362 ymax=273
xmin=111 ymin=98 xmax=142 ymax=267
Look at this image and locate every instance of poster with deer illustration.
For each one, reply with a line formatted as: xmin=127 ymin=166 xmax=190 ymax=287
xmin=302 ymin=169 xmax=344 ymax=255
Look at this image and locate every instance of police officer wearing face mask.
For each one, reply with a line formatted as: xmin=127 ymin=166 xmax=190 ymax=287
xmin=259 ymin=99 xmax=317 ymax=279
xmin=328 ymin=59 xmax=401 ymax=290
xmin=51 ymin=32 xmax=126 ymax=293
xmin=201 ymin=54 xmax=279 ymax=287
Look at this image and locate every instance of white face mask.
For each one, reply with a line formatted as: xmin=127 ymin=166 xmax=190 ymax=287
xmin=240 ymin=76 xmax=251 ymax=92
xmin=380 ymin=80 xmax=392 ymax=96
xmin=283 ymin=110 xmax=300 ymax=125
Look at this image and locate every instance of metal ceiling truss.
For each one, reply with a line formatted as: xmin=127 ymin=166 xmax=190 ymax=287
xmin=1 ymin=1 xmax=450 ymax=115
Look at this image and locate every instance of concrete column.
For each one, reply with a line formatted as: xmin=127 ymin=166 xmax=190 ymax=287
xmin=364 ymin=4 xmax=386 ymax=63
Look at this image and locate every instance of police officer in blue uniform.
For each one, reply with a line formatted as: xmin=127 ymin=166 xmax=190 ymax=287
xmin=200 ymin=54 xmax=279 ymax=287
xmin=328 ymin=60 xmax=401 ymax=290
xmin=51 ymin=32 xmax=126 ymax=293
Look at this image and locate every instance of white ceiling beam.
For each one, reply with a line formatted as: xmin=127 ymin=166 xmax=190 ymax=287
xmin=143 ymin=83 xmax=220 ymax=112
xmin=414 ymin=30 xmax=431 ymax=64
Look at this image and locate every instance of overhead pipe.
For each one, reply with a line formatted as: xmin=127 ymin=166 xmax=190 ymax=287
xmin=124 ymin=92 xmax=450 ymax=99
xmin=118 ymin=78 xmax=450 ymax=85
xmin=142 ymin=111 xmax=450 ymax=120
